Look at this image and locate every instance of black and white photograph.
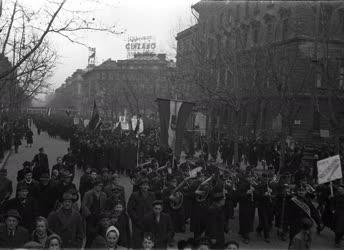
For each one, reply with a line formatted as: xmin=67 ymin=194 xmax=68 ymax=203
xmin=0 ymin=0 xmax=344 ymax=249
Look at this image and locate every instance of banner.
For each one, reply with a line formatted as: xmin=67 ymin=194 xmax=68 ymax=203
xmin=88 ymin=101 xmax=101 ymax=130
xmin=157 ymin=98 xmax=194 ymax=160
xmin=131 ymin=115 xmax=144 ymax=134
xmin=317 ymin=155 xmax=342 ymax=184
xmin=119 ymin=116 xmax=130 ymax=130
xmin=73 ymin=117 xmax=79 ymax=125
xmin=84 ymin=119 xmax=90 ymax=127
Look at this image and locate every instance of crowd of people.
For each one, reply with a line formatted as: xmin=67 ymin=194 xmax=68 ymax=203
xmin=0 ymin=114 xmax=343 ymax=250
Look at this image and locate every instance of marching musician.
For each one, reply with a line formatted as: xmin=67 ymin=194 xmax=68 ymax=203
xmin=162 ymin=176 xmax=186 ymax=233
xmin=331 ymin=184 xmax=344 ymax=247
xmin=237 ymin=175 xmax=256 ymax=244
xmin=255 ymin=173 xmax=273 ymax=243
xmin=190 ymin=171 xmax=211 ymax=241
xmin=205 ymin=187 xmax=226 ymax=249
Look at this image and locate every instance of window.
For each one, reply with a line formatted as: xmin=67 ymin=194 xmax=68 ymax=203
xmin=97 ymin=72 xmax=101 ymax=80
xmin=339 ymin=67 xmax=344 ymax=89
xmin=282 ymin=19 xmax=288 ymax=40
xmin=101 ymin=72 xmax=107 ymax=80
xmin=109 ymin=73 xmax=114 ymax=80
xmin=316 ymin=72 xmax=322 ymax=88
xmin=236 ymin=4 xmax=240 ymax=20
xmin=242 ymin=28 xmax=248 ymax=48
xmin=339 ymin=11 xmax=344 ymax=33
xmin=266 ymin=21 xmax=273 ymax=42
xmin=245 ymin=1 xmax=249 ymax=18
xmin=254 ymin=2 xmax=259 ymax=15
xmin=253 ymin=27 xmax=259 ymax=44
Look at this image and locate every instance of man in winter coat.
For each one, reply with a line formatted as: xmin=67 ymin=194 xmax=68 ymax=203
xmin=142 ymin=200 xmax=174 ymax=249
xmin=47 ymin=192 xmax=85 ymax=249
xmin=36 ymin=172 xmax=55 ymax=217
xmin=128 ymin=177 xmax=156 ymax=248
xmin=82 ymin=177 xmax=107 ymax=247
xmin=0 ymin=209 xmax=30 ymax=248
xmin=1 ymin=183 xmax=38 ymax=232
xmin=32 ymin=147 xmax=49 ymax=180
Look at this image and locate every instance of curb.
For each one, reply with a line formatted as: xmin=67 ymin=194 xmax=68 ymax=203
xmin=0 ymin=150 xmax=12 ymax=169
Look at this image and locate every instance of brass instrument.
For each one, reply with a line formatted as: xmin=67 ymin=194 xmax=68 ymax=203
xmin=169 ymin=191 xmax=184 ymax=210
xmin=195 ymin=174 xmax=214 ymax=202
xmin=168 ymin=176 xmax=195 ymax=210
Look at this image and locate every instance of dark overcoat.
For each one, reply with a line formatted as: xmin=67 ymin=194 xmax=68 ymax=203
xmin=47 ymin=208 xmax=85 ymax=249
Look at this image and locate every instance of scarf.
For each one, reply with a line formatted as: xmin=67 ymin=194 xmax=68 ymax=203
xmin=291 ymin=197 xmax=311 ymax=218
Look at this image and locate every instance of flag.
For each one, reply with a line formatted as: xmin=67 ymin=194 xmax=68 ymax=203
xmin=157 ymin=98 xmax=194 ymax=160
xmin=88 ymin=101 xmax=101 ymax=130
xmin=46 ymin=108 xmax=51 ymax=117
xmin=132 ymin=115 xmax=144 ymax=134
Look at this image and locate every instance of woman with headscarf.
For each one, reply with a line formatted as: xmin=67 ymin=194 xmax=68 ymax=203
xmin=92 ymin=225 xmax=125 ymax=249
xmin=44 ymin=234 xmax=63 ymax=250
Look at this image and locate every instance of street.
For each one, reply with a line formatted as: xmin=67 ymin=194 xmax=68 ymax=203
xmin=2 ymin=125 xmax=336 ymax=249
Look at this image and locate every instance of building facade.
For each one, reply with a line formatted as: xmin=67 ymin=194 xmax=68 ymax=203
xmin=52 ymin=53 xmax=175 ymax=120
xmin=176 ymin=0 xmax=344 ymax=147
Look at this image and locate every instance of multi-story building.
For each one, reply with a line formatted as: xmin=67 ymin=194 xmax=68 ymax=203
xmin=77 ymin=53 xmax=175 ymax=119
xmin=51 ymin=69 xmax=86 ymax=113
xmin=177 ymin=0 xmax=344 ymax=147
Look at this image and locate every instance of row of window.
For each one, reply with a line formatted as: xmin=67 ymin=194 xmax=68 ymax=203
xmin=95 ymin=71 xmax=162 ymax=81
xmin=213 ymin=67 xmax=344 ymax=90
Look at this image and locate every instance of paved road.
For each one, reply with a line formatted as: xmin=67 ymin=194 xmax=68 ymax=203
xmin=3 ymin=125 xmax=337 ymax=249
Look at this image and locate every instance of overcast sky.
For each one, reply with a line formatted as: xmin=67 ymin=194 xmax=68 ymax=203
xmin=30 ymin=0 xmax=199 ymax=93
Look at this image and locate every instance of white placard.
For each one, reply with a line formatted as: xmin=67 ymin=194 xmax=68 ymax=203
xmin=320 ymin=129 xmax=330 ymax=138
xmin=73 ymin=117 xmax=79 ymax=125
xmin=83 ymin=119 xmax=89 ymax=127
xmin=317 ymin=155 xmax=342 ymax=184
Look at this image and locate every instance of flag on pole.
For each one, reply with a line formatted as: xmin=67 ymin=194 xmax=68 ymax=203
xmin=0 ymin=0 xmax=3 ymax=17
xmin=157 ymin=98 xmax=194 ymax=160
xmin=46 ymin=108 xmax=51 ymax=117
xmin=132 ymin=115 xmax=144 ymax=134
xmin=88 ymin=101 xmax=101 ymax=130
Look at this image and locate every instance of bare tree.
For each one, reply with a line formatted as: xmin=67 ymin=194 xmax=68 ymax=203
xmin=0 ymin=0 xmax=123 ymax=109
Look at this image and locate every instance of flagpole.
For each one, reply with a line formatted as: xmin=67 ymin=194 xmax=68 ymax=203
xmin=172 ymin=99 xmax=177 ymax=170
xmin=136 ymin=135 xmax=140 ymax=167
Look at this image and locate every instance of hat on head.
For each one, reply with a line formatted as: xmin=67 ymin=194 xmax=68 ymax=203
xmin=22 ymin=161 xmax=31 ymax=167
xmin=138 ymin=177 xmax=149 ymax=186
xmin=5 ymin=209 xmax=21 ymax=221
xmin=61 ymin=169 xmax=73 ymax=178
xmin=39 ymin=172 xmax=50 ymax=180
xmin=93 ymin=177 xmax=103 ymax=187
xmin=23 ymin=168 xmax=32 ymax=175
xmin=62 ymin=192 xmax=74 ymax=201
xmin=39 ymin=147 xmax=44 ymax=152
xmin=101 ymin=167 xmax=109 ymax=173
xmin=152 ymin=200 xmax=163 ymax=206
xmin=17 ymin=183 xmax=29 ymax=192
xmin=106 ymin=226 xmax=120 ymax=238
